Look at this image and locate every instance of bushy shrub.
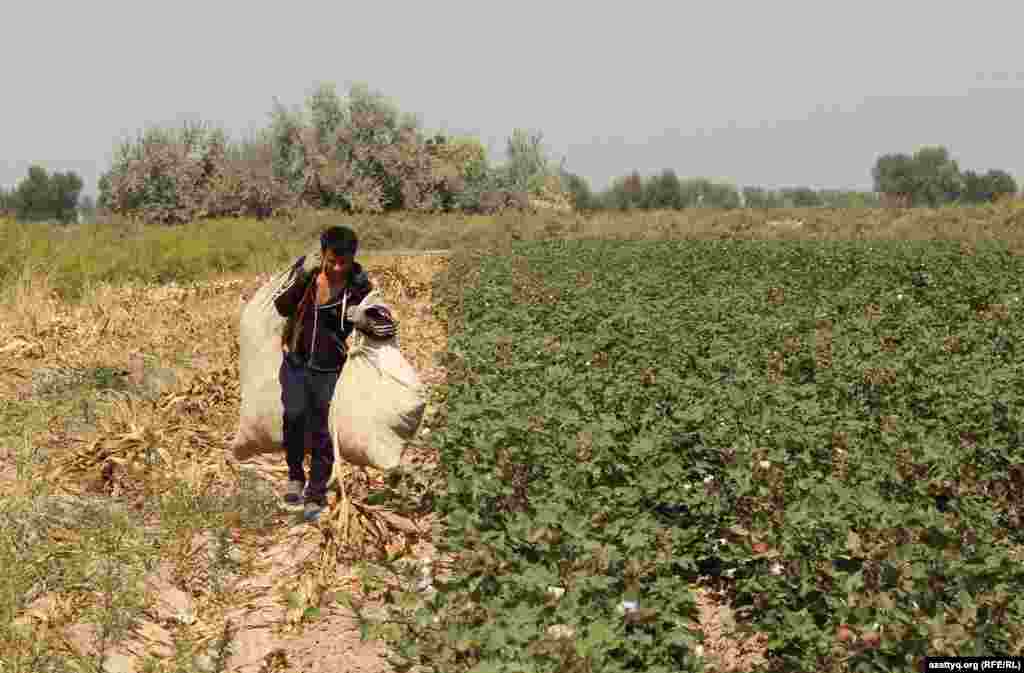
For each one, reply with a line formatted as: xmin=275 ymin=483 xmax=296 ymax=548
xmin=203 ymin=137 xmax=297 ymax=218
xmin=100 ymin=124 xmax=209 ymax=224
xmin=265 ymin=82 xmax=454 ymax=214
xmin=296 ymin=106 xmax=442 ymax=213
xmin=426 ymin=134 xmax=489 ymax=210
xmin=449 ymin=166 xmax=533 ymax=214
xmin=100 ymin=122 xmax=295 ymax=224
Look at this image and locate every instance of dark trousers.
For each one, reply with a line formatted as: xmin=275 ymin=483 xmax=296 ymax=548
xmin=279 ymin=354 xmax=339 ymax=504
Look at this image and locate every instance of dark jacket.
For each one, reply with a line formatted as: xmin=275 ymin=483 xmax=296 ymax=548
xmin=273 ymin=258 xmax=393 ymax=372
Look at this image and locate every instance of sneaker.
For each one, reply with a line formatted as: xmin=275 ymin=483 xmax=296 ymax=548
xmin=303 ymin=499 xmax=326 ymax=522
xmin=284 ymin=480 xmax=305 ymax=505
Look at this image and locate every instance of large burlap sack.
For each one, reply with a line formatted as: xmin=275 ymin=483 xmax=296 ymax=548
xmin=231 ymin=245 xmax=322 ymax=462
xmin=329 ymin=291 xmax=426 ymax=472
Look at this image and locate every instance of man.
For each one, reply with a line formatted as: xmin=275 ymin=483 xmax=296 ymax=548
xmin=273 ymin=225 xmax=396 ymax=522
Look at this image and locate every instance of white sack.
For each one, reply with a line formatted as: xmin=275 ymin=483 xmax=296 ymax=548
xmin=329 ymin=291 xmax=426 ymax=472
xmin=231 ymin=245 xmax=322 ymax=462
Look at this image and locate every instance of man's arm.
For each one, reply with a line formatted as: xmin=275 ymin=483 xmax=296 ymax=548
xmin=274 ymin=261 xmax=314 ymax=317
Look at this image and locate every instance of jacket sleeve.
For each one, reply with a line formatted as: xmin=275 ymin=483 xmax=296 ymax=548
xmin=274 ymin=265 xmax=313 ymax=318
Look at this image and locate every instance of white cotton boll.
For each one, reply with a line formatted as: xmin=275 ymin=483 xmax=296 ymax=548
xmin=617 ymin=600 xmax=639 ymax=615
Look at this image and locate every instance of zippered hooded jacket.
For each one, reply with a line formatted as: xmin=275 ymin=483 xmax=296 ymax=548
xmin=273 ymin=257 xmax=396 ymax=372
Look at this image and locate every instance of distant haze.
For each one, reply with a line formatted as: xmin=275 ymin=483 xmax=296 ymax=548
xmin=3 ymin=0 xmax=1023 ymax=198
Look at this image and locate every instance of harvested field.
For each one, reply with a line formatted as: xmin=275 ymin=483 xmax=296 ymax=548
xmin=0 ymin=252 xmax=449 ymax=672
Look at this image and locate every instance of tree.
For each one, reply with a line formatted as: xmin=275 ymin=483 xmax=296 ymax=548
xmin=10 ymin=165 xmax=83 ymax=223
xmin=679 ymin=177 xmax=740 ymax=209
xmin=818 ymin=190 xmax=879 ymax=208
xmin=743 ymin=187 xmax=783 ymax=209
xmin=327 ymin=82 xmax=433 ymax=211
xmin=872 ymin=153 xmax=917 ymax=199
xmin=502 ymin=128 xmax=556 ymax=194
xmin=621 ymin=171 xmax=645 ymax=208
xmin=644 ymin=169 xmax=684 ymax=209
xmin=307 ymin=82 xmax=345 ymax=145
xmin=267 ymin=98 xmax=308 ymax=193
xmin=961 ymin=169 xmax=1018 ymax=204
xmin=984 ymin=169 xmax=1017 ymax=201
xmin=560 ymin=170 xmax=597 ymax=211
xmin=0 ymin=185 xmax=15 ymax=215
xmin=77 ymin=194 xmax=96 ymax=221
xmin=263 ymin=81 xmax=442 ymax=213
xmin=427 ymin=133 xmax=491 ymax=212
xmin=780 ymin=187 xmax=823 ymax=207
xmin=706 ymin=181 xmax=741 ymax=209
xmin=911 ymin=146 xmax=963 ymax=206
xmin=961 ymin=170 xmax=987 ymax=204
xmin=6 ymin=164 xmax=82 ymax=223
xmin=873 ymin=146 xmax=964 ymax=207
xmin=49 ymin=171 xmax=84 ymax=223
xmin=598 ymin=171 xmax=644 ymax=210
xmin=14 ymin=166 xmax=53 ymax=221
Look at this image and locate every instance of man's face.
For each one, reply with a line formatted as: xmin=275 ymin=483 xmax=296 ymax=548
xmin=322 ymin=249 xmax=352 ymax=282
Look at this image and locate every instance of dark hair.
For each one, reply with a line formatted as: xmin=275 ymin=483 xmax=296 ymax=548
xmin=320 ymin=225 xmax=358 ymax=257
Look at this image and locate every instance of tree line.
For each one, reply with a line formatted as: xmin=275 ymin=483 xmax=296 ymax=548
xmin=566 ymin=145 xmax=1018 ymax=212
xmin=0 ymin=166 xmax=91 ymax=224
xmin=871 ymin=146 xmax=1018 ymax=207
xmin=90 ymin=83 xmax=576 ymax=224
xmin=1 ymin=82 xmax=1019 ymax=224
xmin=562 ymin=170 xmax=884 ymax=211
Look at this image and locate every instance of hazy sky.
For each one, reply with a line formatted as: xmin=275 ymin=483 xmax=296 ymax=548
xmin=4 ymin=0 xmax=1023 ymax=198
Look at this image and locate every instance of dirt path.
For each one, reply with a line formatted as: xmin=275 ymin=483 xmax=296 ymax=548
xmin=219 ymin=507 xmax=394 ymax=673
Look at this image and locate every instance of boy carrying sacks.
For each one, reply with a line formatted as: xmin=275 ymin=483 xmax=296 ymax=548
xmin=272 ymin=225 xmax=396 ymax=522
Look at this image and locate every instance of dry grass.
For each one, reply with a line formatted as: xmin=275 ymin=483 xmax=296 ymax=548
xmin=0 ymin=246 xmax=447 ymax=672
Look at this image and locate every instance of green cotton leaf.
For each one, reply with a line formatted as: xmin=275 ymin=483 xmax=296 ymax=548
xmin=622 ymin=529 xmax=649 ymax=550
xmin=580 ymin=619 xmax=616 ymax=653
xmin=630 ymin=435 xmax=657 ymax=457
